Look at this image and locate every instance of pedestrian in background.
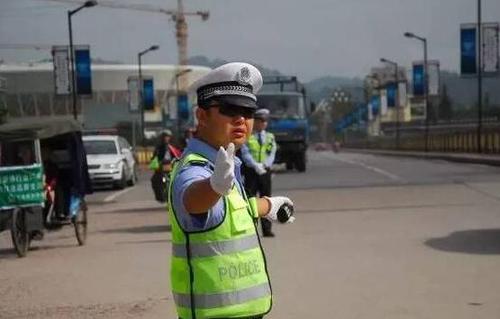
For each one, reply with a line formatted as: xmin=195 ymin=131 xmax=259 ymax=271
xmin=240 ymin=108 xmax=277 ymax=237
xmin=167 ymin=62 xmax=295 ymax=319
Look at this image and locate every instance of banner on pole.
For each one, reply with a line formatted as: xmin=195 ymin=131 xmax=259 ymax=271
xmin=371 ymin=95 xmax=380 ymax=117
xmin=460 ymin=24 xmax=478 ymax=75
xmin=52 ymin=45 xmax=71 ymax=95
xmin=142 ymin=77 xmax=155 ymax=111
xmin=127 ymin=76 xmax=140 ymax=112
xmin=398 ymin=81 xmax=407 ymax=108
xmin=412 ymin=60 xmax=440 ymax=97
xmin=428 ymin=61 xmax=440 ymax=96
xmin=177 ymin=94 xmax=190 ymax=121
xmin=386 ymin=82 xmax=397 ymax=108
xmin=380 ymin=89 xmax=388 ymax=115
xmin=482 ymin=23 xmax=499 ymax=74
xmin=412 ymin=63 xmax=425 ymax=96
xmin=74 ymin=45 xmax=92 ymax=95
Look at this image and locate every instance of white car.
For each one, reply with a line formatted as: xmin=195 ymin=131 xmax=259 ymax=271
xmin=83 ymin=135 xmax=137 ymax=189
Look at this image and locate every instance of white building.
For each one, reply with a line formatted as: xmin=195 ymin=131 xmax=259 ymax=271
xmin=0 ymin=63 xmax=211 ymax=133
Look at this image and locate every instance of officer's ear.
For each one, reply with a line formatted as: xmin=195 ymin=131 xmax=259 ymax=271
xmin=196 ymin=106 xmax=209 ymax=128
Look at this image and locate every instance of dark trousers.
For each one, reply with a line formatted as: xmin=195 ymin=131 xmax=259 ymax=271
xmin=243 ymin=168 xmax=273 ymax=234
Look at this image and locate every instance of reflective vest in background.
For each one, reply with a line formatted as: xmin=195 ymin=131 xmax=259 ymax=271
xmin=167 ymin=153 xmax=272 ymax=319
xmin=247 ymin=132 xmax=275 ymax=163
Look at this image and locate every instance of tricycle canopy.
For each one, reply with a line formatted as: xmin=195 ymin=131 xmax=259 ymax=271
xmin=0 ymin=117 xmax=82 ymax=142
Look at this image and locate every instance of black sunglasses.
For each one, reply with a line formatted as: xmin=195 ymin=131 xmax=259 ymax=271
xmin=205 ymin=103 xmax=256 ymax=119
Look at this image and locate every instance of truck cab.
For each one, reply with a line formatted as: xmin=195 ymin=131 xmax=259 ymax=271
xmin=257 ymin=77 xmax=310 ymax=172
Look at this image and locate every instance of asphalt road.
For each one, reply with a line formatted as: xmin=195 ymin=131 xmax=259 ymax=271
xmin=1 ymin=150 xmax=500 ymax=318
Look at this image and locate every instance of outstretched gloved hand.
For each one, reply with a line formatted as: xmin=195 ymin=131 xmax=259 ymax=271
xmin=254 ymin=163 xmax=267 ymax=175
xmin=264 ymin=196 xmax=295 ymax=224
xmin=209 ymin=143 xmax=235 ymax=195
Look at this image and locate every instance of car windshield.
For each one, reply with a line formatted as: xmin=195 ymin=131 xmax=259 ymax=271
xmin=84 ymin=140 xmax=117 ymax=155
xmin=257 ymin=94 xmax=305 ymax=119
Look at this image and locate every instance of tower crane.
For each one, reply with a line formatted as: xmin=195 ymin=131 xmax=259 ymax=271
xmin=43 ymin=0 xmax=209 ymax=73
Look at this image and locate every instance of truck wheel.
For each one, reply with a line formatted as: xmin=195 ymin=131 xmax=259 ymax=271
xmin=296 ymin=152 xmax=306 ymax=172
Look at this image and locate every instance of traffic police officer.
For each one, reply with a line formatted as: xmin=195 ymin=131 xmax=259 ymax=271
xmin=240 ymin=109 xmax=277 ymax=237
xmin=168 ymin=62 xmax=295 ymax=319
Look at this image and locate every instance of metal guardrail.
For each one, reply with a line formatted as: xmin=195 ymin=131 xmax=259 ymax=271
xmin=344 ymin=123 xmax=500 ymax=154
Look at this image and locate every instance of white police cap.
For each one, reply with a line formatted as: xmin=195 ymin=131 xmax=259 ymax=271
xmin=161 ymin=129 xmax=173 ymax=136
xmin=254 ymin=108 xmax=270 ymax=120
xmin=190 ymin=62 xmax=263 ymax=109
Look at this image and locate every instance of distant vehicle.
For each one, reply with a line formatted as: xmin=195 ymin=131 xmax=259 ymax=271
xmin=83 ymin=135 xmax=137 ymax=189
xmin=258 ymin=76 xmax=312 ymax=172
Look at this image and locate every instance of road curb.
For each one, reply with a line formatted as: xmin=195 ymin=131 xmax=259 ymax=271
xmin=343 ymin=148 xmax=500 ymax=167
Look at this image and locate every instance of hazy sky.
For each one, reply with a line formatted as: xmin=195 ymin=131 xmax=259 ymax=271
xmin=1 ymin=0 xmax=499 ymax=81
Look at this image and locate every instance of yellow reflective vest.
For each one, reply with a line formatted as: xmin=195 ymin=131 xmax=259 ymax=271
xmin=247 ymin=132 xmax=275 ymax=163
xmin=168 ymin=153 xmax=272 ymax=319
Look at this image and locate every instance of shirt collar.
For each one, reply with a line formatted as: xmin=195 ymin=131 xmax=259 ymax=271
xmin=184 ymin=137 xmax=242 ymax=166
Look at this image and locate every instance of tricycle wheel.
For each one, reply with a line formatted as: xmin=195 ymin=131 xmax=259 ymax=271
xmin=73 ymin=202 xmax=88 ymax=246
xmin=11 ymin=208 xmax=30 ymax=257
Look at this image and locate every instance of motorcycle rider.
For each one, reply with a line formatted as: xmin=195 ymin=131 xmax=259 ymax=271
xmin=150 ymin=130 xmax=181 ymax=202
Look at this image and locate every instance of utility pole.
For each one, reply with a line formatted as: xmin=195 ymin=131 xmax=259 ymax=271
xmin=404 ymin=32 xmax=430 ymax=152
xmin=67 ymin=0 xmax=97 ymax=120
xmin=477 ymin=0 xmax=483 ymax=152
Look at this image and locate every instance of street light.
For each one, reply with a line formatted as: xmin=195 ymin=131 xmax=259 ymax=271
xmin=380 ymin=58 xmax=401 ymax=149
xmin=404 ymin=31 xmax=430 ymax=152
xmin=138 ymin=45 xmax=160 ymax=143
xmin=68 ymin=0 xmax=97 ymax=121
xmin=175 ymin=68 xmax=193 ymax=138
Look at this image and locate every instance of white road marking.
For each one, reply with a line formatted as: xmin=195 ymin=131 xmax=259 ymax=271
xmin=104 ymin=187 xmax=135 ymax=203
xmin=321 ymin=152 xmax=403 ymax=181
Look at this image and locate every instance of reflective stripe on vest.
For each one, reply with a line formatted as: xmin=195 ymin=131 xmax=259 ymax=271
xmin=172 ymin=234 xmax=260 ymax=258
xmin=247 ymin=132 xmax=274 ymax=163
xmin=173 ymin=282 xmax=271 ymax=309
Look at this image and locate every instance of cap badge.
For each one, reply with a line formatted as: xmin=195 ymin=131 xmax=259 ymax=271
xmin=237 ymin=66 xmax=251 ymax=85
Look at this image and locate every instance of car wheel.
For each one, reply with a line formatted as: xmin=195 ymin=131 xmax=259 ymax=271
xmin=127 ymin=165 xmax=137 ymax=186
xmin=115 ymin=166 xmax=127 ymax=189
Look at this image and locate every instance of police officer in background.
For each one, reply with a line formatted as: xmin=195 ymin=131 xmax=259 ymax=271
xmin=168 ymin=62 xmax=295 ymax=319
xmin=240 ymin=109 xmax=277 ymax=237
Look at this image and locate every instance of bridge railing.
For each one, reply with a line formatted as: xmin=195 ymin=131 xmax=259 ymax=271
xmin=343 ymin=122 xmax=500 ymax=154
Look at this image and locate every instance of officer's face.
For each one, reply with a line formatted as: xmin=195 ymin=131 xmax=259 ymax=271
xmin=197 ymin=104 xmax=254 ymax=149
xmin=254 ymin=118 xmax=268 ymax=132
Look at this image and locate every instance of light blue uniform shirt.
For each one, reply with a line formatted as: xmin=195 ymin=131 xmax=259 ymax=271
xmin=240 ymin=130 xmax=277 ymax=168
xmin=171 ymin=138 xmax=246 ymax=232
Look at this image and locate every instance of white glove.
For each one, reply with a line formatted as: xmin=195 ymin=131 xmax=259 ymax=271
xmin=264 ymin=196 xmax=295 ymax=223
xmin=254 ymin=163 xmax=267 ymax=175
xmin=209 ymin=143 xmax=235 ymax=195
